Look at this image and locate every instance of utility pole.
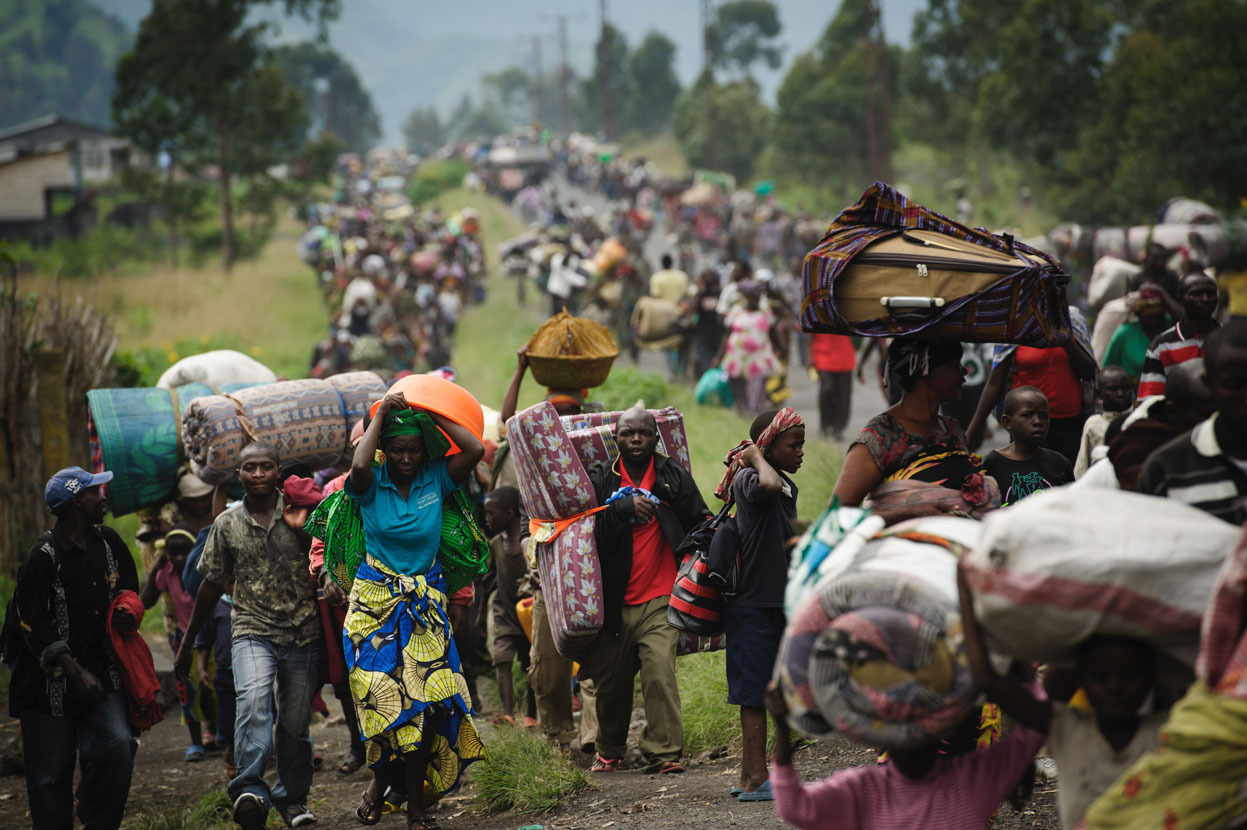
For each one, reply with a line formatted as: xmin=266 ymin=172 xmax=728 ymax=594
xmin=598 ymin=0 xmax=613 ymax=140
xmin=701 ymin=0 xmax=717 ymax=171
xmin=539 ymin=13 xmax=583 ymax=137
xmin=863 ymin=0 xmax=894 ymax=184
xmin=558 ymin=16 xmax=570 ymax=135
xmin=532 ymin=34 xmax=543 ymax=126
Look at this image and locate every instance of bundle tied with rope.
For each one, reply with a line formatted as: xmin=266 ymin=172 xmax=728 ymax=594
xmin=525 ymin=310 xmax=619 ymax=390
xmin=181 ymin=372 xmax=385 ymax=485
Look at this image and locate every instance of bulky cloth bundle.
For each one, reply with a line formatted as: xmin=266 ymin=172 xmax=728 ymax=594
xmin=183 ymin=372 xmax=384 ymax=485
xmin=776 ymin=516 xmax=983 ymax=750
xmin=961 ymin=487 xmax=1240 ymax=665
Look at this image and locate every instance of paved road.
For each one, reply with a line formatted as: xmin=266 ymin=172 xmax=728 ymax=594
xmin=547 ymin=176 xmax=978 ymax=447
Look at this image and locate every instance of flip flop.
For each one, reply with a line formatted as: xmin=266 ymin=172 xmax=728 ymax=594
xmin=184 ymin=745 xmax=206 ymax=763
xmin=354 ymin=788 xmax=382 ymax=826
xmin=737 ymin=781 xmax=774 ymax=802
xmin=590 ymin=753 xmax=620 ymax=773
xmin=729 ymin=787 xmax=744 ymax=796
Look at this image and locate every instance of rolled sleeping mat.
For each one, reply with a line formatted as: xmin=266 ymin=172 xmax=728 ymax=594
xmin=87 ymin=382 xmax=257 ymax=516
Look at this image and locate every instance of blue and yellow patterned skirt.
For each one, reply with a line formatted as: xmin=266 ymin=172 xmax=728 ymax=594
xmin=344 ymin=555 xmax=484 ymax=792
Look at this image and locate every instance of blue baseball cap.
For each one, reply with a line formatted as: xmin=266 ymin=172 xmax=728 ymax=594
xmin=44 ymin=467 xmax=113 ymax=514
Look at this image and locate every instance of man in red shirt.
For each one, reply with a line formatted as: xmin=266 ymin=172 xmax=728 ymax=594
xmin=586 ymin=407 xmax=710 ymax=774
xmin=809 ymin=333 xmax=857 ymax=440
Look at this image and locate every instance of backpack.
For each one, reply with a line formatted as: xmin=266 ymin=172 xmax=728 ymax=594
xmin=666 ymin=503 xmax=735 ymax=637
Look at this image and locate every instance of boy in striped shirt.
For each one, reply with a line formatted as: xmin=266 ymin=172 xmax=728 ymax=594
xmin=1136 ymin=271 xmax=1220 ymax=398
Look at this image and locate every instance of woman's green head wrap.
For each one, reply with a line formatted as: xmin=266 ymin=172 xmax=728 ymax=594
xmin=380 ymin=407 xmax=452 ymax=459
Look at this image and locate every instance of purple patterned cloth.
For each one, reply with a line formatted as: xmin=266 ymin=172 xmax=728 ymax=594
xmin=800 ymin=182 xmax=1073 ymax=347
xmin=506 ymin=401 xmax=597 ymax=521
xmin=536 ymin=513 xmax=603 ymax=659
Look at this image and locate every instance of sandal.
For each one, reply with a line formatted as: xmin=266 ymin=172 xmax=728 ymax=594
xmin=337 ymin=754 xmax=365 ymax=776
xmin=408 ymin=816 xmax=439 ymax=830
xmin=658 ymin=761 xmax=685 ymax=774
xmin=354 ymin=787 xmax=382 ymax=826
xmin=737 ymin=780 xmax=774 ymax=802
xmin=184 ymin=744 xmax=206 ymax=763
xmin=590 ymin=753 xmax=620 ymax=773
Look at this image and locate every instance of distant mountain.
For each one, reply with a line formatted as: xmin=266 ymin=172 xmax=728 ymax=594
xmin=0 ymin=0 xmax=132 ymax=129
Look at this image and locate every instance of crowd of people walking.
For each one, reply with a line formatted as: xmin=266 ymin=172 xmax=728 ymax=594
xmin=5 ymin=138 xmax=1247 ymax=830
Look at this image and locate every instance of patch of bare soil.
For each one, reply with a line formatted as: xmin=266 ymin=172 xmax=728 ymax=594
xmin=0 ymin=637 xmax=1059 ymax=829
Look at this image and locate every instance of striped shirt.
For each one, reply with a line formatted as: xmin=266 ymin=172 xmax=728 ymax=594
xmin=771 ymin=724 xmax=1045 ymax=829
xmin=1136 ymin=321 xmax=1219 ymax=399
xmin=1137 ymin=414 xmax=1247 ymax=526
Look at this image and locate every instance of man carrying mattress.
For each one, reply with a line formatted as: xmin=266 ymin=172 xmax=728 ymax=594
xmin=585 ymin=407 xmax=710 ymax=774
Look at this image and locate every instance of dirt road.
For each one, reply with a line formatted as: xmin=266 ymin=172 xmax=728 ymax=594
xmin=0 ymin=635 xmax=1059 ymax=828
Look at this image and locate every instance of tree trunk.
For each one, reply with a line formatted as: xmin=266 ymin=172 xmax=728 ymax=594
xmin=166 ymin=153 xmax=178 ymax=268
xmin=216 ymin=121 xmax=235 ymax=273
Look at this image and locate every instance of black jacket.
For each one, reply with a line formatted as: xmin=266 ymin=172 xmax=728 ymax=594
xmin=7 ymin=524 xmax=139 ymax=717
xmin=589 ymin=454 xmax=710 ymax=633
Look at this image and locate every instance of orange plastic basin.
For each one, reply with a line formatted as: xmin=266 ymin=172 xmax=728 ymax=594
xmin=369 ymin=374 xmax=485 ymax=440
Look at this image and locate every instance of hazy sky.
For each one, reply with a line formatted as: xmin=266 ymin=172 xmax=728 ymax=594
xmin=97 ymin=0 xmax=925 ymax=143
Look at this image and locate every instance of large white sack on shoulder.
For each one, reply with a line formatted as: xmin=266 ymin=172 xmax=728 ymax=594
xmin=157 ymin=350 xmax=277 ymax=390
xmin=803 ymin=515 xmax=983 ymax=616
xmin=1087 ymin=256 xmax=1140 ymax=312
xmin=964 ymin=487 xmax=1241 ymax=665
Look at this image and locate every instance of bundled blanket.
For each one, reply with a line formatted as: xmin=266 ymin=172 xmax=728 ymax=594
xmin=776 ymin=517 xmax=982 ymax=750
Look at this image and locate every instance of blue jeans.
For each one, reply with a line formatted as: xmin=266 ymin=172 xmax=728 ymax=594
xmin=229 ymin=636 xmax=318 ymax=810
xmin=213 ymin=667 xmax=236 ymax=748
xmin=20 ymin=690 xmax=134 ymax=829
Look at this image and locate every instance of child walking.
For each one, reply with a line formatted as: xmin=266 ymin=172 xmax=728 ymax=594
xmin=195 ymin=593 xmax=236 ymax=776
xmin=483 ymin=486 xmax=536 ymax=727
xmin=984 ymin=386 xmax=1074 ymax=504
xmin=765 ymin=680 xmax=1043 ymax=827
xmin=717 ymin=407 xmax=805 ymax=802
xmin=140 ymin=525 xmax=216 ymax=762
xmin=1073 ymin=366 xmax=1135 ymax=477
xmin=958 ymin=566 xmax=1166 ymax=828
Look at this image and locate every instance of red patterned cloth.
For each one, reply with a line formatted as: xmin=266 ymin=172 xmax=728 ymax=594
xmin=283 ymin=475 xmax=325 ymax=508
xmin=1197 ymin=523 xmax=1247 ymax=698
xmin=715 ymin=407 xmax=805 ymax=502
xmin=105 ymin=591 xmax=164 ymax=732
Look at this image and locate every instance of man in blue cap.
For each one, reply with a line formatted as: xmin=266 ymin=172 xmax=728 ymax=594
xmin=6 ymin=466 xmax=140 ymax=829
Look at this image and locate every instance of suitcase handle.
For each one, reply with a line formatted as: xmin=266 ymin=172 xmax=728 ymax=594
xmin=881 ymin=296 xmax=945 ymax=325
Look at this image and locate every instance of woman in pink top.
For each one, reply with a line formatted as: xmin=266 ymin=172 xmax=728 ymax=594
xmin=764 ymin=682 xmax=1043 ymax=829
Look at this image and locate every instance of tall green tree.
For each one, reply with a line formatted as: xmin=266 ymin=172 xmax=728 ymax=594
xmin=673 ymin=72 xmax=771 ymax=181
xmin=625 ymin=32 xmax=681 ymax=136
xmin=0 ymin=0 xmax=131 ymax=127
xmin=1057 ymin=0 xmax=1247 ymax=222
xmin=112 ymin=0 xmax=333 ymax=271
xmin=711 ymin=0 xmax=783 ymax=77
xmin=272 ymin=42 xmax=380 ymax=153
xmin=973 ymin=0 xmax=1113 ymax=168
xmin=576 ymin=23 xmax=630 ymax=138
xmin=402 ymin=106 xmax=445 ymax=153
xmin=770 ymin=0 xmax=899 ymax=194
xmin=482 ymin=66 xmax=534 ymax=126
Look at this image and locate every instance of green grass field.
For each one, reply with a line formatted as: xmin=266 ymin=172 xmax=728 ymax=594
xmin=438 ymin=185 xmax=842 ymax=519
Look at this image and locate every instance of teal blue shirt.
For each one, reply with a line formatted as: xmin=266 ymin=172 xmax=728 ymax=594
xmin=345 ymin=460 xmax=459 ymax=575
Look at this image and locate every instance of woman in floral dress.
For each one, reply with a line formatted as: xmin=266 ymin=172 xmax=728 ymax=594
xmin=716 ymin=281 xmax=783 ymax=414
